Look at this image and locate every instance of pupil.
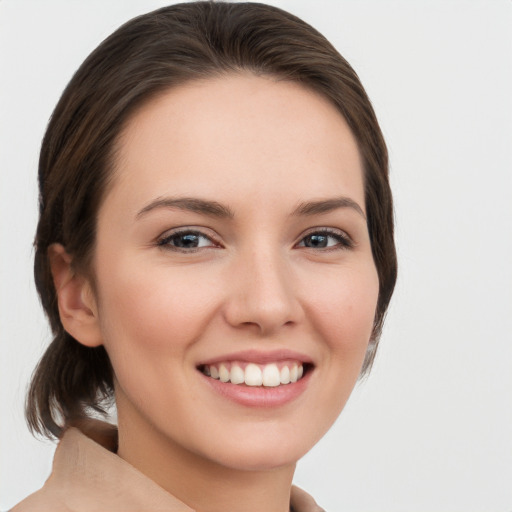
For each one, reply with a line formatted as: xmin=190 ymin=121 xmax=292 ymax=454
xmin=175 ymin=233 xmax=199 ymax=248
xmin=307 ymin=234 xmax=327 ymax=248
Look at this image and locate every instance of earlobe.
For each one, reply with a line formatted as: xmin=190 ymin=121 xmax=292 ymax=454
xmin=48 ymin=243 xmax=103 ymax=347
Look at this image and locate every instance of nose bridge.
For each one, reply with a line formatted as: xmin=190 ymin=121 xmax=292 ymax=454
xmin=224 ymin=242 xmax=301 ymax=334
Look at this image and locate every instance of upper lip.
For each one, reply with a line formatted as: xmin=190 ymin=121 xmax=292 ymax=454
xmin=197 ymin=349 xmax=314 ymax=367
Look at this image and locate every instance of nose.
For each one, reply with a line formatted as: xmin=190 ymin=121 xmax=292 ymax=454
xmin=223 ymin=247 xmax=304 ymax=336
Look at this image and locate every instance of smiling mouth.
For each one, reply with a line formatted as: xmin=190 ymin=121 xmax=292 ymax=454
xmin=198 ymin=361 xmax=311 ymax=387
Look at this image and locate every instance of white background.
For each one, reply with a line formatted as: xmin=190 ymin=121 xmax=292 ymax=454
xmin=1 ymin=1 xmax=511 ymax=511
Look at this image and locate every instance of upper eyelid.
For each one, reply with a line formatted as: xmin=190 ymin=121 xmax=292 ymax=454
xmin=297 ymin=226 xmax=352 ymax=240
xmin=300 ymin=226 xmax=349 ymax=235
xmin=158 ymin=226 xmax=217 ymax=238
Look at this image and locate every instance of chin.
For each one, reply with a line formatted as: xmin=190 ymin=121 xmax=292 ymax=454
xmin=197 ymin=424 xmax=324 ymax=472
xmin=210 ymin=447 xmax=301 ymax=472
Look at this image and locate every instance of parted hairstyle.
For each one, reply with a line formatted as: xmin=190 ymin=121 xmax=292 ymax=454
xmin=27 ymin=1 xmax=397 ymax=439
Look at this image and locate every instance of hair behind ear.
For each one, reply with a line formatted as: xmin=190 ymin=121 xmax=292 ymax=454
xmin=26 ymin=333 xmax=114 ymax=438
xmin=27 ymin=245 xmax=113 ymax=438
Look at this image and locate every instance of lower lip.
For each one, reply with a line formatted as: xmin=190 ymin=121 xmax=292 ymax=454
xmin=199 ymin=368 xmax=312 ymax=408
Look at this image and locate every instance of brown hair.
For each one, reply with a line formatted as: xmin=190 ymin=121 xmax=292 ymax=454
xmin=27 ymin=1 xmax=397 ymax=438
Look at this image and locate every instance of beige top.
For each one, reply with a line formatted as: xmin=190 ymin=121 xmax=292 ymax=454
xmin=12 ymin=422 xmax=324 ymax=512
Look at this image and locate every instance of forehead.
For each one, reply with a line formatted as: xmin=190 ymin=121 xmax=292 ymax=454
xmin=107 ymin=74 xmax=364 ymax=216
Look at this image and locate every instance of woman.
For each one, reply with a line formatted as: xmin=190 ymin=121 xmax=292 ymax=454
xmin=13 ymin=2 xmax=396 ymax=511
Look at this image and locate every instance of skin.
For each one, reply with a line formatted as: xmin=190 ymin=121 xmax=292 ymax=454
xmin=51 ymin=74 xmax=379 ymax=512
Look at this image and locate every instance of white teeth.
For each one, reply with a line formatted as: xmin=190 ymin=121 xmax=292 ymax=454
xmin=262 ymin=363 xmax=281 ymax=387
xmin=230 ymin=364 xmax=245 ymax=384
xmin=280 ymin=366 xmax=290 ymax=384
xmin=219 ymin=363 xmax=230 ymax=383
xmin=290 ymin=364 xmax=298 ymax=383
xmin=245 ymin=363 xmax=263 ymax=386
xmin=202 ymin=362 xmax=306 ymax=387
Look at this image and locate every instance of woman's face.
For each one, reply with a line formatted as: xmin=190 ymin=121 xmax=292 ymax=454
xmin=90 ymin=74 xmax=379 ymax=470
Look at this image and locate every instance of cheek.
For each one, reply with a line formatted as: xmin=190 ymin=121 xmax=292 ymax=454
xmin=95 ymin=258 xmax=220 ymax=355
xmin=93 ymin=259 xmax=218 ymax=414
xmin=91 ymin=264 xmax=225 ymax=429
xmin=304 ymin=262 xmax=379 ymax=355
xmin=289 ymin=262 xmax=379 ymax=446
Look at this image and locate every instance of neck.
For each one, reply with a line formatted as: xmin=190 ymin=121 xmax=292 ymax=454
xmin=116 ymin=404 xmax=295 ymax=512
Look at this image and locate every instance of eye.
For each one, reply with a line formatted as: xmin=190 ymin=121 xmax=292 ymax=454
xmin=297 ymin=229 xmax=353 ymax=250
xmin=157 ymin=230 xmax=217 ymax=251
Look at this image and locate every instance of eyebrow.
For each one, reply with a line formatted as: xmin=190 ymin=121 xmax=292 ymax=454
xmin=292 ymin=197 xmax=366 ymax=219
xmin=136 ymin=195 xmax=365 ymax=221
xmin=136 ymin=197 xmax=235 ymax=220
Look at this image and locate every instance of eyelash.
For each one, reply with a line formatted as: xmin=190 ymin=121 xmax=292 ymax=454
xmin=157 ymin=228 xmax=353 ymax=253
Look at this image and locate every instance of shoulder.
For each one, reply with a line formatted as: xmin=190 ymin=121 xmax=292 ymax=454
xmin=9 ymin=422 xmax=193 ymax=512
xmin=10 ymin=487 xmax=71 ymax=512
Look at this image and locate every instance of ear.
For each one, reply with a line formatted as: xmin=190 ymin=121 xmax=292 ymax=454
xmin=48 ymin=243 xmax=103 ymax=347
